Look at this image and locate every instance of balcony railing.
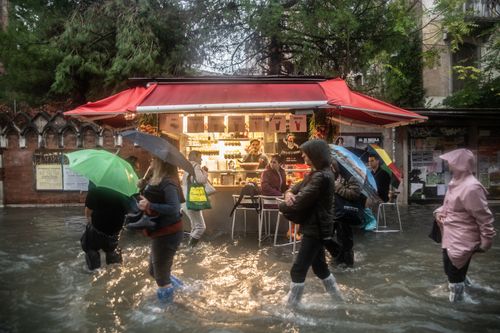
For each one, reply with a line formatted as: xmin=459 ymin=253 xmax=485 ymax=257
xmin=464 ymin=0 xmax=499 ymax=19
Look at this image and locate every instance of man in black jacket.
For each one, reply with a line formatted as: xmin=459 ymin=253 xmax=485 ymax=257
xmin=81 ymin=182 xmax=130 ymax=270
xmin=369 ymin=154 xmax=391 ymax=202
xmin=279 ymin=139 xmax=343 ymax=306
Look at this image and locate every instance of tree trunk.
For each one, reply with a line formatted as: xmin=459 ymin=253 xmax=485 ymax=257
xmin=0 ymin=0 xmax=8 ymax=32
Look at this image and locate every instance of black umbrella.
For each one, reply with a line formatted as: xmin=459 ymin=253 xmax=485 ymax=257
xmin=121 ymin=130 xmax=195 ymax=175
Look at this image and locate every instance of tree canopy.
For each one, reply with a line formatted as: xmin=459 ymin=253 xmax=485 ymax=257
xmin=0 ymin=0 xmax=497 ymax=108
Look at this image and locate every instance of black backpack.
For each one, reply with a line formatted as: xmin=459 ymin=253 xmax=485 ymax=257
xmin=229 ymin=182 xmax=261 ymax=217
xmin=335 ymin=193 xmax=366 ymax=226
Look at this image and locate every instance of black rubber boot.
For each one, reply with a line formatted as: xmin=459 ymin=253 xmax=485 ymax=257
xmin=105 ymin=248 xmax=122 ymax=265
xmin=126 ymin=216 xmax=156 ymax=230
xmin=85 ymin=250 xmax=101 ymax=270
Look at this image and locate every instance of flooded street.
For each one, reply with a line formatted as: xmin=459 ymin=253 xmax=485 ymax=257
xmin=0 ymin=205 xmax=499 ymax=333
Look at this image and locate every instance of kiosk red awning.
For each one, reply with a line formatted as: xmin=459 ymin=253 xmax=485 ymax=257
xmin=65 ymin=77 xmax=427 ymax=128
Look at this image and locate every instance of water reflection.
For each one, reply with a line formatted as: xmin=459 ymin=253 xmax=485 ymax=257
xmin=0 ymin=206 xmax=499 ymax=332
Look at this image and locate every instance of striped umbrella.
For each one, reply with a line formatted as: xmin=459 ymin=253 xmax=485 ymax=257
xmin=368 ymin=144 xmax=402 ymax=188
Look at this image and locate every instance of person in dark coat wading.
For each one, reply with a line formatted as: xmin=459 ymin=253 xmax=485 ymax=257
xmin=279 ymin=139 xmax=343 ymax=307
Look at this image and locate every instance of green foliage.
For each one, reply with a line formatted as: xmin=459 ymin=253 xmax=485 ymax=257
xmin=51 ymin=0 xmax=194 ymax=103
xmin=443 ymin=76 xmax=500 ymax=108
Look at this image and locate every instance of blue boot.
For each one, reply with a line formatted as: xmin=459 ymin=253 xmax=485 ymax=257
xmin=157 ymin=286 xmax=175 ymax=304
xmin=170 ymin=275 xmax=184 ymax=290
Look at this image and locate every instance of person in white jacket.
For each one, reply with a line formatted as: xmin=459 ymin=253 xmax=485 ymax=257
xmin=181 ymin=150 xmax=209 ymax=247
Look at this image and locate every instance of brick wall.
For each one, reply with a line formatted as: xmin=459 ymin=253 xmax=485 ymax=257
xmin=0 ymin=110 xmax=152 ymax=205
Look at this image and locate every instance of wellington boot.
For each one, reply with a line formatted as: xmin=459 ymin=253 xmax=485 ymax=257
xmin=157 ymin=286 xmax=175 ymax=304
xmin=449 ymin=282 xmax=465 ymax=302
xmin=322 ymin=274 xmax=344 ymax=301
xmin=286 ymin=282 xmax=305 ymax=307
xmin=170 ymin=275 xmax=184 ymax=290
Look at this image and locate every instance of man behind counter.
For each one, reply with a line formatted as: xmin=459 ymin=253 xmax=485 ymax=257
xmin=242 ymin=139 xmax=268 ymax=169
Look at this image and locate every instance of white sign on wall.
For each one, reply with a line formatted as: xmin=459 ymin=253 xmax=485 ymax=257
xmin=63 ymin=165 xmax=89 ymax=191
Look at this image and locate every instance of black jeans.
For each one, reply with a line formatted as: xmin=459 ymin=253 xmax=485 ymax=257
xmin=80 ymin=224 xmax=121 ymax=270
xmin=443 ymin=249 xmax=471 ymax=283
xmin=290 ymin=236 xmax=331 ymax=283
xmin=149 ymin=231 xmax=183 ymax=287
xmin=324 ymin=221 xmax=354 ymax=266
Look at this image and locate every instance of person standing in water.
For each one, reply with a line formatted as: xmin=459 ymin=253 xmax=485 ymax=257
xmin=181 ymin=150 xmax=210 ymax=247
xmin=278 ymin=139 xmax=342 ymax=307
xmin=137 ymin=157 xmax=185 ymax=304
xmin=434 ymin=148 xmax=496 ymax=302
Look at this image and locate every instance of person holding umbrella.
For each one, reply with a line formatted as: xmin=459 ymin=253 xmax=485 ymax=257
xmin=121 ymin=130 xmax=194 ymax=304
xmin=82 ymin=182 xmax=132 ymax=270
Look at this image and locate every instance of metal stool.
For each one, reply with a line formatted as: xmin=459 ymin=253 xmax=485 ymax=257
xmin=231 ymin=194 xmax=262 ymax=244
xmin=260 ymin=195 xmax=281 ymax=245
xmin=273 ymin=198 xmax=300 ymax=254
xmin=376 ymin=201 xmax=402 ymax=232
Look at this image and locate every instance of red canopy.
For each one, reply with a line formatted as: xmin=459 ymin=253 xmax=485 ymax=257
xmin=65 ymin=85 xmax=156 ymax=127
xmin=65 ymin=77 xmax=426 ymax=128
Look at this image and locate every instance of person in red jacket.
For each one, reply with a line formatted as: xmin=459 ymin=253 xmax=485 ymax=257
xmin=260 ymin=154 xmax=288 ymax=196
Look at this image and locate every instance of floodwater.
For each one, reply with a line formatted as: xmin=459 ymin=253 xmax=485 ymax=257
xmin=0 ymin=205 xmax=499 ymax=333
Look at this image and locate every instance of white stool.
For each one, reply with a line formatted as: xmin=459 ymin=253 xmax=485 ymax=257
xmin=231 ymin=194 xmax=262 ymax=244
xmin=273 ymin=198 xmax=300 ymax=254
xmin=260 ymin=195 xmax=281 ymax=245
xmin=376 ymin=202 xmax=402 ymax=232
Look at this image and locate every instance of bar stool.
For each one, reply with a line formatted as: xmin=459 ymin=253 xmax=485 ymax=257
xmin=375 ymin=197 xmax=402 ymax=232
xmin=231 ymin=194 xmax=262 ymax=244
xmin=260 ymin=195 xmax=281 ymax=244
xmin=273 ymin=198 xmax=300 ymax=254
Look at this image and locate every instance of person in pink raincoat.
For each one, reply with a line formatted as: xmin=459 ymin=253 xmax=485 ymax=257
xmin=434 ymin=148 xmax=496 ymax=302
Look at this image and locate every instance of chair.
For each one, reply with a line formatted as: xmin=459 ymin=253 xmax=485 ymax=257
xmin=231 ymin=194 xmax=262 ymax=244
xmin=273 ymin=198 xmax=301 ymax=254
xmin=375 ymin=194 xmax=402 ymax=232
xmin=260 ymin=195 xmax=281 ymax=245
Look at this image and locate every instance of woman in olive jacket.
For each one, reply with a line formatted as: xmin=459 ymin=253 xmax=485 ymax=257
xmin=279 ymin=139 xmax=343 ymax=306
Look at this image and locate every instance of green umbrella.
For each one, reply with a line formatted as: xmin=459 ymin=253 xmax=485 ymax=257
xmin=65 ymin=149 xmax=139 ymax=196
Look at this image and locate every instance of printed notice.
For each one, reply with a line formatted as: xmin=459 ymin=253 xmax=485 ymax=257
xmin=63 ymin=165 xmax=89 ymax=191
xmin=36 ymin=164 xmax=63 ymax=190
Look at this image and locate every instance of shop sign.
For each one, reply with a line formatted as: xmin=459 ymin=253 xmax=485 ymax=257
xmin=269 ymin=115 xmax=286 ymax=133
xmin=228 ymin=116 xmax=245 ymax=132
xmin=208 ymin=116 xmax=225 ymax=132
xmin=159 ymin=114 xmax=182 ymax=133
xmin=249 ymin=116 xmax=265 ymax=132
xmin=290 ymin=115 xmax=307 ymax=132
xmin=187 ymin=116 xmax=205 ymax=133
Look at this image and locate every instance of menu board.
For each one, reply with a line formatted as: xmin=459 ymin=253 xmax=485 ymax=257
xmin=289 ymin=115 xmax=307 ymax=132
xmin=160 ymin=114 xmax=182 ymax=133
xmin=36 ymin=164 xmax=63 ymax=190
xmin=228 ymin=116 xmax=245 ymax=132
xmin=187 ymin=116 xmax=205 ymax=133
xmin=269 ymin=115 xmax=286 ymax=133
xmin=208 ymin=116 xmax=225 ymax=132
xmin=249 ymin=116 xmax=265 ymax=132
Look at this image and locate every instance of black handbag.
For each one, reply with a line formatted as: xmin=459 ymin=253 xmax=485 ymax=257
xmin=428 ymin=219 xmax=442 ymax=243
xmin=334 ymin=194 xmax=364 ymax=226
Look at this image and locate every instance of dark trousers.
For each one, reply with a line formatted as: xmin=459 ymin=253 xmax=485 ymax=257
xmin=290 ymin=236 xmax=331 ymax=283
xmin=324 ymin=221 xmax=354 ymax=266
xmin=149 ymin=231 xmax=183 ymax=287
xmin=80 ymin=224 xmax=121 ymax=270
xmin=443 ymin=249 xmax=471 ymax=283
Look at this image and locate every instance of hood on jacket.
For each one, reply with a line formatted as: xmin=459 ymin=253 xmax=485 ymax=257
xmin=300 ymin=139 xmax=332 ymax=170
xmin=440 ymin=148 xmax=475 ymax=176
